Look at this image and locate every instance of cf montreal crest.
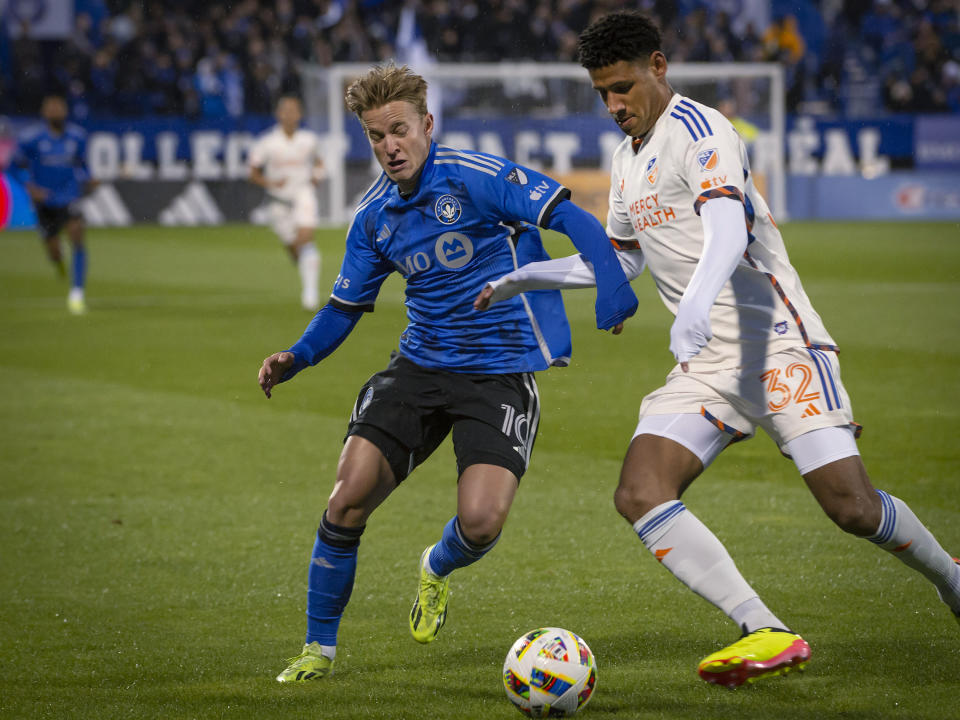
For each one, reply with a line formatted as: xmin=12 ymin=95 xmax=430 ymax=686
xmin=434 ymin=194 xmax=462 ymax=224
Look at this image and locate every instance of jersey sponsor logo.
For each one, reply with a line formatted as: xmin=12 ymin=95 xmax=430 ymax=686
xmin=629 ymin=192 xmax=676 ymax=232
xmin=396 ymin=252 xmax=432 ymax=276
xmin=506 ymin=167 xmax=528 ymax=185
xmin=529 ymin=180 xmax=550 ymax=201
xmin=700 ymin=175 xmax=728 ymax=190
xmin=774 ymin=320 xmax=788 ymax=335
xmin=697 ymin=148 xmax=719 ymax=171
xmin=435 ymin=231 xmax=474 ymax=269
xmin=645 ymin=156 xmax=658 ymax=185
xmin=434 ymin=194 xmax=462 ymax=224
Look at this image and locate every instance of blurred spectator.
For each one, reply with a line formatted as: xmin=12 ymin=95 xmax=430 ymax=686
xmin=4 ymin=0 xmax=959 ymax=118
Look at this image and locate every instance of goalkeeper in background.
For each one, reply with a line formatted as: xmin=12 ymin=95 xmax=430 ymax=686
xmin=478 ymin=11 xmax=960 ymax=688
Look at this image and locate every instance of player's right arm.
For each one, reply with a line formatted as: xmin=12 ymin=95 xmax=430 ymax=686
xmin=11 ymin=133 xmax=48 ymax=204
xmin=474 ymin=249 xmax=645 ymax=310
xmin=258 ymin=216 xmax=393 ymax=398
xmin=476 ymin=157 xmax=643 ymax=311
xmin=247 ymin=135 xmax=282 ymax=190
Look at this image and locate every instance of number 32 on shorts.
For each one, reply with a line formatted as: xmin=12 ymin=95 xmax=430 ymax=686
xmin=759 ymin=363 xmax=820 ymax=412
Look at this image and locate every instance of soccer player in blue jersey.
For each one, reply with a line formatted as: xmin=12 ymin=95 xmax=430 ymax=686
xmin=258 ymin=63 xmax=638 ymax=683
xmin=14 ymin=95 xmax=95 ymax=314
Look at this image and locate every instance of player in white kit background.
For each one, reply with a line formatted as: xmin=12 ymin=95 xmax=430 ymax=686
xmin=476 ymin=11 xmax=960 ymax=688
xmin=248 ymin=96 xmax=325 ymax=310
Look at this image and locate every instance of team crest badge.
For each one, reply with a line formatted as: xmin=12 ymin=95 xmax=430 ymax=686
xmin=506 ymin=167 xmax=528 ymax=185
xmin=645 ymin=156 xmax=658 ymax=185
xmin=358 ymin=386 xmax=374 ymax=414
xmin=434 ymin=194 xmax=462 ymax=225
xmin=774 ymin=321 xmax=788 ymax=335
xmin=698 ymin=148 xmax=719 ymax=171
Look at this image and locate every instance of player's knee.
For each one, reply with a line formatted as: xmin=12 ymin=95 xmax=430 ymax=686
xmin=457 ymin=510 xmax=503 ymax=547
xmin=822 ymin=495 xmax=881 ymax=537
xmin=613 ymin=478 xmax=664 ymax=524
xmin=326 ymin=474 xmax=375 ymax=527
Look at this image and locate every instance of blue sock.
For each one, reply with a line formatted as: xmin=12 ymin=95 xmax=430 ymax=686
xmin=427 ymin=516 xmax=499 ymax=577
xmin=305 ymin=511 xmax=364 ymax=646
xmin=71 ymin=246 xmax=87 ymax=290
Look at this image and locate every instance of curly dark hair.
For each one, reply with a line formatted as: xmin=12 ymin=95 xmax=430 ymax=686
xmin=577 ymin=12 xmax=662 ymax=69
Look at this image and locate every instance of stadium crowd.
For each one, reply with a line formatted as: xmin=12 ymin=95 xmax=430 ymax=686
xmin=1 ymin=0 xmax=958 ymax=118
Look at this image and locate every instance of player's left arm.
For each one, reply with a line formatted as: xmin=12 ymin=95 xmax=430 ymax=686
xmin=311 ymin=135 xmax=326 ymax=184
xmin=75 ymin=130 xmax=97 ymax=195
xmin=669 ymin=120 xmax=751 ymax=370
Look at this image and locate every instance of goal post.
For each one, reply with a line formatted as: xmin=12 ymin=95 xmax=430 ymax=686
xmin=299 ymin=62 xmax=786 ymax=225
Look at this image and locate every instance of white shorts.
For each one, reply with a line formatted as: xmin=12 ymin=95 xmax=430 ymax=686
xmin=634 ymin=346 xmax=861 ymax=473
xmin=268 ymin=186 xmax=319 ymax=245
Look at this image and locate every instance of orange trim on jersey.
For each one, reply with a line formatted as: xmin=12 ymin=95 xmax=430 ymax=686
xmin=742 ymin=250 xmax=840 ymax=354
xmin=610 ymin=237 xmax=640 ymax=251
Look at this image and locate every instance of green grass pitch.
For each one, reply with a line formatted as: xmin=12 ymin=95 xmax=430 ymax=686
xmin=1 ymin=220 xmax=958 ymax=719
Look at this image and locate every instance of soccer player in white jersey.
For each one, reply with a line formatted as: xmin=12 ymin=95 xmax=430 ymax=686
xmin=249 ymin=96 xmax=324 ymax=310
xmin=476 ymin=11 xmax=960 ymax=688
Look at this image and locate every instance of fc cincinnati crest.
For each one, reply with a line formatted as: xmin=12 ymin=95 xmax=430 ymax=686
xmin=697 ymin=148 xmax=719 ymax=171
xmin=434 ymin=194 xmax=462 ymax=225
xmin=645 ymin=156 xmax=658 ymax=185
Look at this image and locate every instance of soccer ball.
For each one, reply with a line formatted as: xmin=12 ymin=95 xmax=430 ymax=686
xmin=502 ymin=627 xmax=597 ymax=717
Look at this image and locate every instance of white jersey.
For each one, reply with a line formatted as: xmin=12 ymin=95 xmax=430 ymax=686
xmin=607 ymin=93 xmax=837 ymax=370
xmin=248 ymin=126 xmax=323 ymax=202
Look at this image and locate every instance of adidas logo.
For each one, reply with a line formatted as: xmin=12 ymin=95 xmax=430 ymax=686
xmin=312 ymin=556 xmax=335 ymax=569
xmin=81 ymin=184 xmax=132 ymax=226
xmin=158 ymin=181 xmax=223 ymax=225
xmin=800 ymin=403 xmax=821 ymax=418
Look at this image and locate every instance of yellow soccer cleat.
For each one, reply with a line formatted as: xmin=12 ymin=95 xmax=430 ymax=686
xmin=276 ymin=642 xmax=334 ymax=683
xmin=67 ymin=290 xmax=87 ymax=315
xmin=698 ymin=627 xmax=811 ymax=689
xmin=409 ymin=545 xmax=450 ymax=643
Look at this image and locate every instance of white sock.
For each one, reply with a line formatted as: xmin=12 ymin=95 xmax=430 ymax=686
xmin=298 ymin=243 xmax=321 ymax=310
xmin=634 ymin=501 xmax=786 ymax=632
xmin=869 ymin=490 xmax=960 ymax=613
xmin=319 ymin=644 xmax=335 ymax=660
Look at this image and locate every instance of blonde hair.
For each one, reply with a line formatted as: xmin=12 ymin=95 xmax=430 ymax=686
xmin=344 ymin=63 xmax=428 ymax=117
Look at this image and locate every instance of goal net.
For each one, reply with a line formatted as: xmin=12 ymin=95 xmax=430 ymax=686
xmin=299 ymin=62 xmax=785 ymax=226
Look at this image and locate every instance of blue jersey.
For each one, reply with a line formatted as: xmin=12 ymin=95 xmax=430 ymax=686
xmin=332 ymin=142 xmax=573 ymax=373
xmin=14 ymin=124 xmax=90 ymax=208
